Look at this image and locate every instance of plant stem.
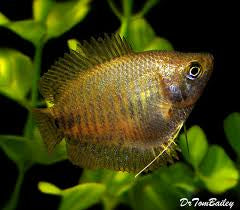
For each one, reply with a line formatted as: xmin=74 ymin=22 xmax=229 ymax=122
xmin=103 ymin=197 xmax=117 ymax=210
xmin=0 ymin=135 xmax=28 ymax=141
xmin=32 ymin=43 xmax=43 ymax=107
xmin=122 ymin=0 xmax=132 ymax=18
xmin=107 ymin=0 xmax=122 ymax=20
xmin=4 ymin=169 xmax=25 ymax=210
xmin=119 ymin=0 xmax=133 ymax=37
xmin=136 ymin=0 xmax=159 ymax=17
xmin=25 ymin=42 xmax=43 ymax=139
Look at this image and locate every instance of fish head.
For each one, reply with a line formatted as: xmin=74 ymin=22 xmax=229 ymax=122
xmin=158 ymin=52 xmax=214 ymax=108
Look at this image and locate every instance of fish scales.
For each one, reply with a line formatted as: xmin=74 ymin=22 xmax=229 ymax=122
xmin=33 ymin=34 xmax=213 ymax=173
xmin=63 ymin=53 xmax=171 ymax=146
xmin=61 ymin=55 xmax=138 ymax=132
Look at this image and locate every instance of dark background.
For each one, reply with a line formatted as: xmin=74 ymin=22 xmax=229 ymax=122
xmin=0 ymin=0 xmax=239 ymax=209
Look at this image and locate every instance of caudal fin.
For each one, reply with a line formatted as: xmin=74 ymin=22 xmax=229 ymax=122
xmin=32 ymin=108 xmax=63 ymax=153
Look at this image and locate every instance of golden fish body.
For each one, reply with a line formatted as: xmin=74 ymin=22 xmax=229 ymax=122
xmin=34 ymin=34 xmax=213 ymax=172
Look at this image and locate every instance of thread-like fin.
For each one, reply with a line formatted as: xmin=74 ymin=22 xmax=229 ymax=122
xmin=39 ymin=34 xmax=133 ymax=103
xmin=135 ymin=122 xmax=183 ymax=177
xmin=32 ymin=108 xmax=63 ymax=153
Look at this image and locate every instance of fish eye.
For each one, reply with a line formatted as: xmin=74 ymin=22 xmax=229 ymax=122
xmin=186 ymin=62 xmax=202 ymax=80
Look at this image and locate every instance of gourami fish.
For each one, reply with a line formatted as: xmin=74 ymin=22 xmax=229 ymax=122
xmin=33 ymin=34 xmax=213 ymax=174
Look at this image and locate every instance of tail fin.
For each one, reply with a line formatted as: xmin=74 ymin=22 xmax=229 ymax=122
xmin=32 ymin=108 xmax=63 ymax=153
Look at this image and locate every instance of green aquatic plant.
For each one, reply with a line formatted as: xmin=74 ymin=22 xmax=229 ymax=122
xmin=0 ymin=0 xmax=239 ymax=209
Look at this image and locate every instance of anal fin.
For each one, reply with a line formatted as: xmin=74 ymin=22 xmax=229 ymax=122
xmin=66 ymin=140 xmax=178 ymax=173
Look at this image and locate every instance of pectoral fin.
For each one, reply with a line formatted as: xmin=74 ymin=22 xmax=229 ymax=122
xmin=158 ymin=101 xmax=173 ymax=120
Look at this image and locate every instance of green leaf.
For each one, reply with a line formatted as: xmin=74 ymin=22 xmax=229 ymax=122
xmin=0 ymin=135 xmax=32 ymax=170
xmin=1 ymin=20 xmax=46 ymax=46
xmin=130 ymin=163 xmax=196 ymax=210
xmin=126 ymin=17 xmax=155 ymax=51
xmin=0 ymin=48 xmax=33 ymax=103
xmin=38 ymin=181 xmax=61 ymax=195
xmin=179 ymin=125 xmax=208 ymax=169
xmin=0 ymin=129 xmax=66 ymax=170
xmin=61 ymin=183 xmax=105 ymax=210
xmin=199 ymin=145 xmax=239 ymax=193
xmin=81 ymin=169 xmax=134 ymax=196
xmin=154 ymin=163 xmax=197 ymax=193
xmin=144 ymin=36 xmax=173 ymax=51
xmin=80 ymin=169 xmax=113 ymax=183
xmin=122 ymin=17 xmax=173 ymax=52
xmin=67 ymin=38 xmax=78 ymax=51
xmin=0 ymin=12 xmax=10 ymax=24
xmin=33 ymin=0 xmax=54 ymax=22
xmin=46 ymin=0 xmax=90 ymax=40
xmin=224 ymin=112 xmax=240 ymax=156
xmin=31 ymin=128 xmax=67 ymax=165
xmin=39 ymin=182 xmax=106 ymax=210
xmin=80 ymin=169 xmax=134 ymax=209
xmin=107 ymin=171 xmax=135 ymax=196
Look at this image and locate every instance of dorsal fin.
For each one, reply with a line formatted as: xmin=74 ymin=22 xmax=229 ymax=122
xmin=39 ymin=34 xmax=133 ymax=103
